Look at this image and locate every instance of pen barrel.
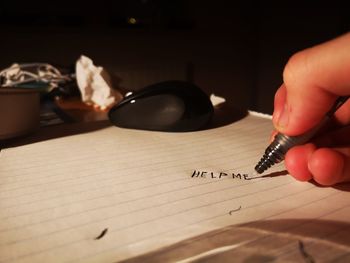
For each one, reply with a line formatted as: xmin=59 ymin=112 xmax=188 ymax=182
xmin=254 ymin=117 xmax=329 ymax=174
xmin=254 ymin=96 xmax=349 ymax=174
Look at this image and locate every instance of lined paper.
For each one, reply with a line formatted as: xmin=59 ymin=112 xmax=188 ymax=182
xmin=1 ymin=113 xmax=349 ymax=262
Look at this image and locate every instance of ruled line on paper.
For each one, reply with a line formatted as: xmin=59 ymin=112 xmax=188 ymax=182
xmin=0 ymin=177 xmax=253 ymax=232
xmin=0 ymin=143 xmax=262 ymax=196
xmin=0 ymin=124 xmax=267 ymax=182
xmin=3 ymin=122 xmax=270 ymax=178
xmin=0 ymin=122 xmax=264 ymax=168
xmin=0 ymin=164 xmax=284 ymax=228
xmin=19 ymin=185 xmax=342 ymax=263
xmin=73 ymin=191 xmax=350 ymax=263
xmin=0 ymin=162 xmax=265 ymax=222
xmin=0 ymin=180 xmax=315 ymax=262
xmin=0 ymin=146 xmax=265 ymax=212
xmin=0 ymin=170 xmax=292 ymax=242
xmin=2 ymin=114 xmax=348 ymax=262
xmin=0 ymin=137 xmax=269 ymax=212
xmin=0 ymin=132 xmax=266 ymax=191
xmin=0 ymin=175 xmax=252 ymax=227
xmin=0 ymin=177 xmax=295 ymax=247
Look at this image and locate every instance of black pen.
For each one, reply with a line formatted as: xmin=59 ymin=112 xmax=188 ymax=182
xmin=254 ymin=96 xmax=350 ymax=175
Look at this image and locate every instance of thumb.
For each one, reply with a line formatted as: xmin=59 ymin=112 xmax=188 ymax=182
xmin=273 ymin=33 xmax=350 ymax=136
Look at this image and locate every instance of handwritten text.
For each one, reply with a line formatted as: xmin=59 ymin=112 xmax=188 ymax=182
xmin=191 ymin=170 xmax=250 ymax=180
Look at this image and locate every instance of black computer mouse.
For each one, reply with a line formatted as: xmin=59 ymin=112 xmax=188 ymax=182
xmin=108 ymin=80 xmax=214 ymax=132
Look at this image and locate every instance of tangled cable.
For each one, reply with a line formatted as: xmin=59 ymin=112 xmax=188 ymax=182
xmin=0 ymin=63 xmax=75 ymax=90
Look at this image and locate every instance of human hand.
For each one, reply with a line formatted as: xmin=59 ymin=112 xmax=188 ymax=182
xmin=272 ymin=32 xmax=350 ymax=185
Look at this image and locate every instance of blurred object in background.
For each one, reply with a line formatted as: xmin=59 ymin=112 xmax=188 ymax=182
xmin=0 ymin=63 xmax=75 ymax=91
xmin=0 ymin=88 xmax=40 ymax=140
xmin=0 ymin=0 xmax=348 ymax=114
xmin=75 ymin=55 xmax=123 ymax=111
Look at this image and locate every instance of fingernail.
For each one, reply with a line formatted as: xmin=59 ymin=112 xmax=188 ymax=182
xmin=277 ymin=103 xmax=289 ymax=128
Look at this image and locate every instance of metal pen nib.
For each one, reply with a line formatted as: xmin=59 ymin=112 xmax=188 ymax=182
xmin=254 ymin=96 xmax=349 ymax=174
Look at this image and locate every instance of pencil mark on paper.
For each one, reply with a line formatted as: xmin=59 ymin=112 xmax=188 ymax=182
xmin=246 ymin=170 xmax=289 ymax=180
xmin=191 ymin=170 xmax=249 ymax=180
xmin=298 ymin=240 xmax=315 ymax=263
xmin=229 ymin=206 xmax=242 ymax=215
xmin=94 ymin=228 xmax=108 ymax=240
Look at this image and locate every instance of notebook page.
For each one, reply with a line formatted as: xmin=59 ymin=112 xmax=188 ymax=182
xmin=0 ymin=113 xmax=349 ymax=262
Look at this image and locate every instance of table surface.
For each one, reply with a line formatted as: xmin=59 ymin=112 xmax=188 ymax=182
xmin=0 ymin=97 xmax=111 ymax=149
xmin=1 ymin=95 xmax=248 ymax=149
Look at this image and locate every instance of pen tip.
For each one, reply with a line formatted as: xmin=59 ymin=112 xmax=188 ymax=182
xmin=246 ymin=171 xmax=259 ymax=180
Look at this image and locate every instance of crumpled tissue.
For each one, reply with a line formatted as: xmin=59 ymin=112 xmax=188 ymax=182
xmin=75 ymin=55 xmax=123 ymax=110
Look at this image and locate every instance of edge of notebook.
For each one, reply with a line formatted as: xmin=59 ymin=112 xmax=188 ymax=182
xmin=248 ymin=110 xmax=272 ymax=120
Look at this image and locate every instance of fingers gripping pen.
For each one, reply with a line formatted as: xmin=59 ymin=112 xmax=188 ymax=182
xmin=254 ymin=96 xmax=350 ymax=174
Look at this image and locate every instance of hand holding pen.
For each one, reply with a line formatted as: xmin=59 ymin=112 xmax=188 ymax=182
xmin=255 ymin=32 xmax=350 ymax=186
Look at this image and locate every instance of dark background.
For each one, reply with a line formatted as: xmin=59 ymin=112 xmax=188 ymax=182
xmin=0 ymin=0 xmax=348 ymax=113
